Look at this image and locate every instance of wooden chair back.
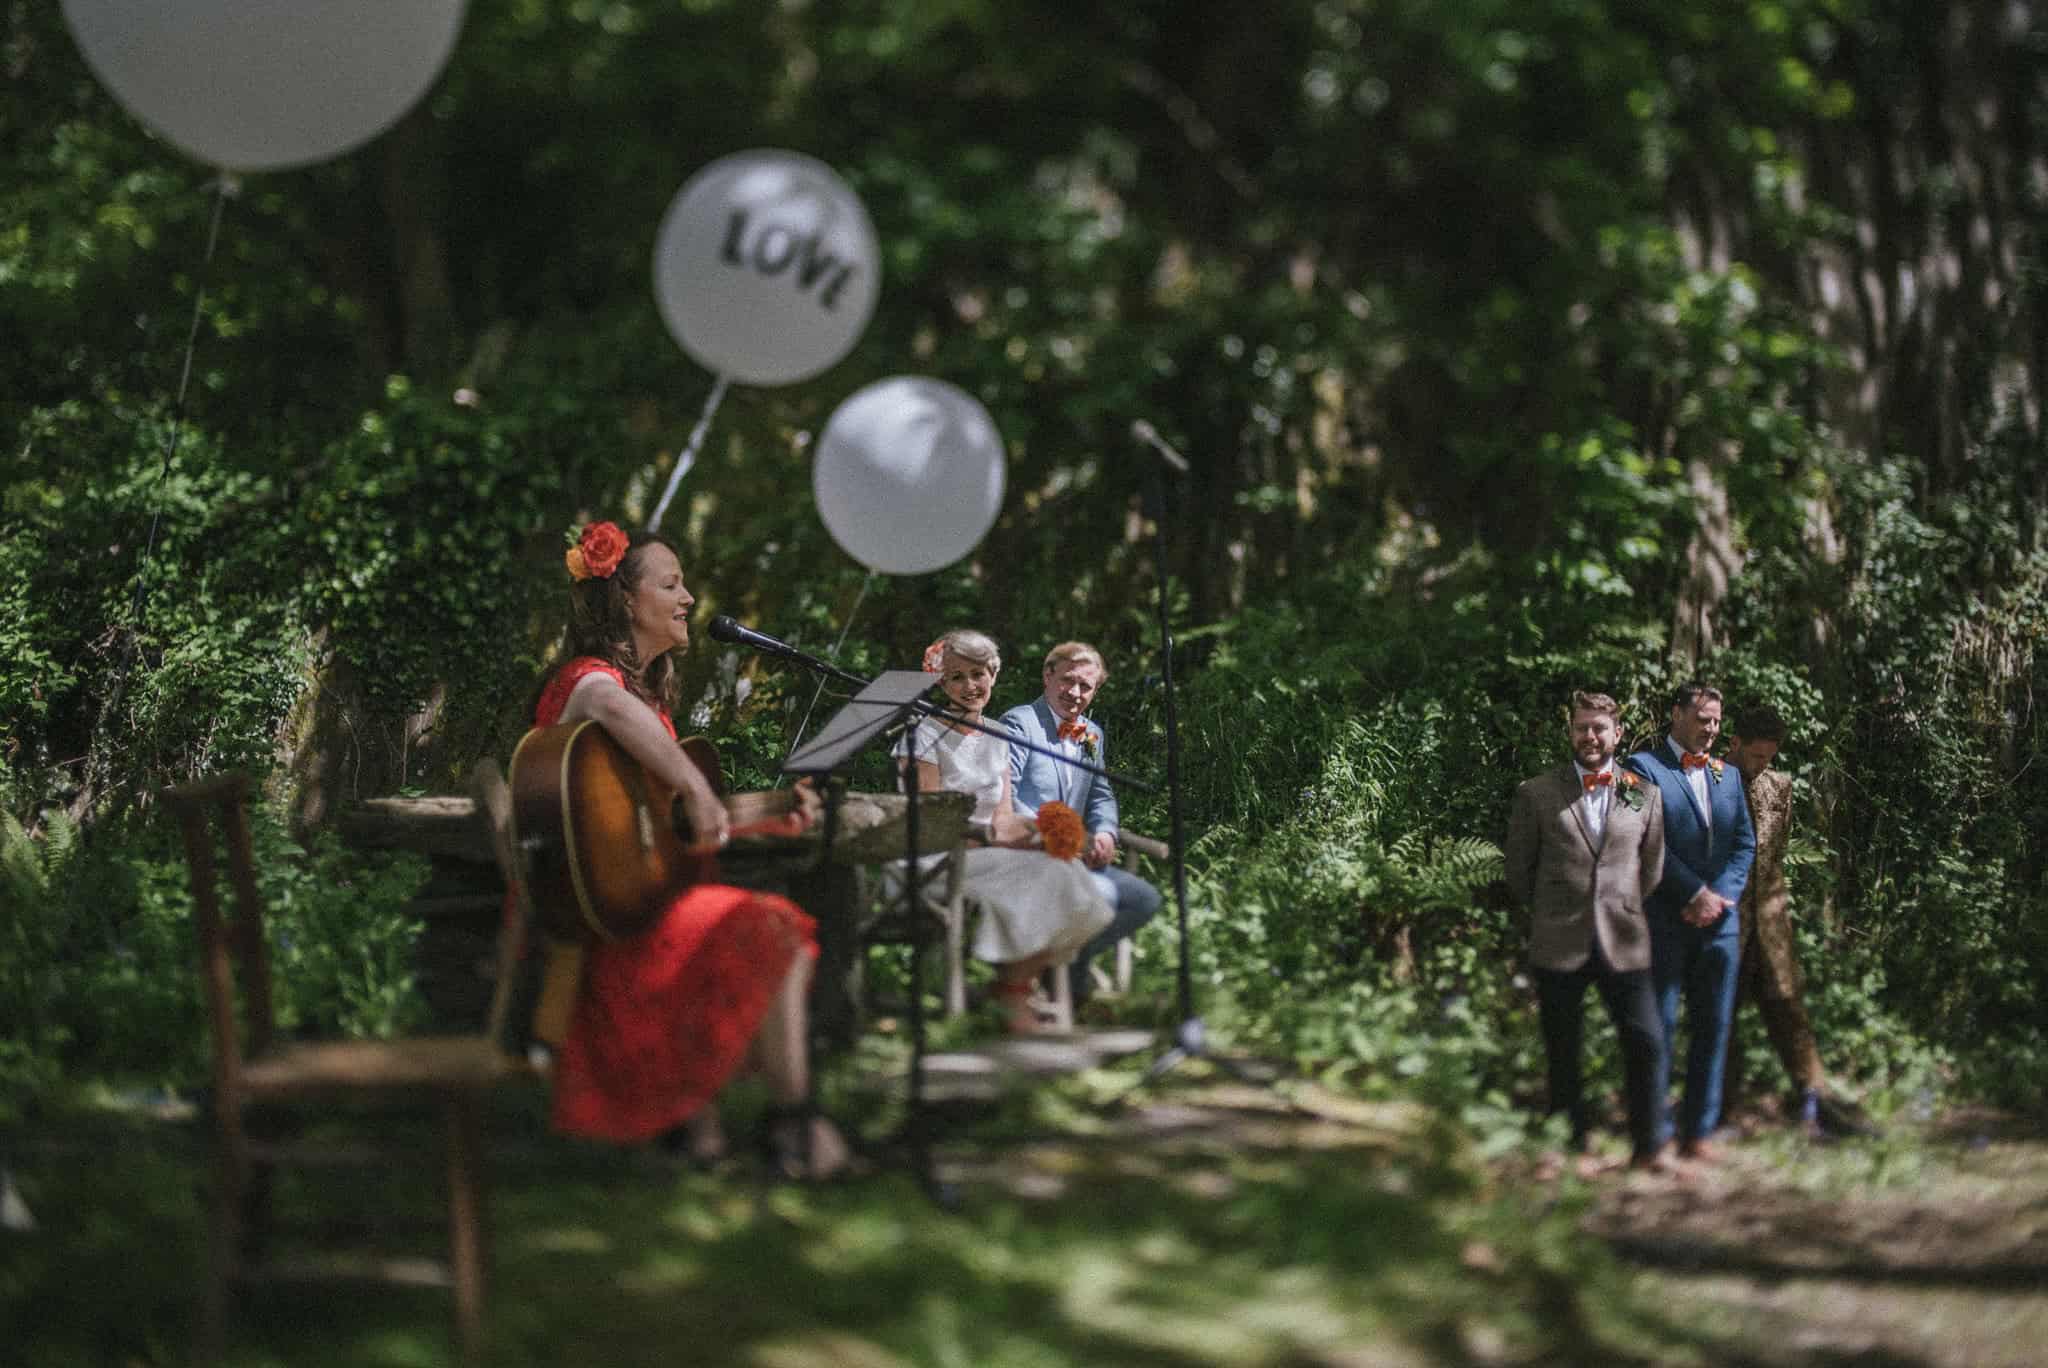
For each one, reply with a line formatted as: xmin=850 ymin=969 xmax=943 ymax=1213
xmin=469 ymin=758 xmax=536 ymax=1050
xmin=850 ymin=759 xmax=968 ymax=1018
xmin=167 ymin=773 xmax=275 ymax=1141
xmin=162 ymin=770 xmax=530 ymax=1365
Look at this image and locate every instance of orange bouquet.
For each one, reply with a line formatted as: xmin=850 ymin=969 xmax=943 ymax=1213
xmin=1036 ymin=800 xmax=1086 ymax=861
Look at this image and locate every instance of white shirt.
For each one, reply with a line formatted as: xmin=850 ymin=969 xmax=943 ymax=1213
xmin=896 ymin=718 xmax=1009 ymax=824
xmin=1666 ymin=737 xmax=1711 ymax=832
xmin=1573 ymin=761 xmax=1614 ymax=846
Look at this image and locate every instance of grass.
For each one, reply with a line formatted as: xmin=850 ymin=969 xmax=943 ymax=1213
xmin=9 ymin=1050 xmax=2041 ymax=1368
xmin=3 ymin=1060 xmax=1766 ymax=1368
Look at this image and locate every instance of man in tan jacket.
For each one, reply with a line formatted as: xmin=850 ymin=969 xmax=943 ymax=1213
xmin=1505 ymin=691 xmax=1670 ymax=1169
xmin=1724 ymin=705 xmax=1837 ymax=1137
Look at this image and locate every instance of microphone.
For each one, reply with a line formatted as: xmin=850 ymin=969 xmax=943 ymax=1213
xmin=707 ymin=615 xmax=871 ymax=688
xmin=1131 ymin=419 xmax=1190 ymax=474
xmin=707 ymin=614 xmax=799 ymax=658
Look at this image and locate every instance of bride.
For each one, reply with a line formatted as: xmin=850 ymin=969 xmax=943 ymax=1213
xmin=897 ymin=629 xmax=1113 ymax=1033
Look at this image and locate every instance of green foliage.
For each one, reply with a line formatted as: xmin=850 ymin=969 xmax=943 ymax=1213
xmin=3 ymin=0 xmax=2043 ymax=1127
xmin=0 ymin=800 xmax=429 ymax=1096
xmin=1715 ymin=454 xmax=2048 ymax=1107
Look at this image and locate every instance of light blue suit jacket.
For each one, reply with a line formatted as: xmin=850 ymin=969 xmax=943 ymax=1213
xmin=999 ymin=697 xmax=1119 ymax=837
xmin=1624 ymin=738 xmax=1757 ymax=920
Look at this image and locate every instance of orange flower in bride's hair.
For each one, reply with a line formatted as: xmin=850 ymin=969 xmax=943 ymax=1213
xmin=1036 ymin=801 xmax=1086 ymax=861
xmin=565 ymin=545 xmax=592 ymax=580
xmin=577 ymin=520 xmax=630 ymax=579
xmin=921 ymin=638 xmax=947 ymax=673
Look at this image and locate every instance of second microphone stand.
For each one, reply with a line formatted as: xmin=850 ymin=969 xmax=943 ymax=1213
xmin=1111 ymin=460 xmax=1296 ymax=1108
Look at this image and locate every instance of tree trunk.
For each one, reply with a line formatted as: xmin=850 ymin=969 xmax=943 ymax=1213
xmin=1669 ymin=441 xmax=1739 ymax=670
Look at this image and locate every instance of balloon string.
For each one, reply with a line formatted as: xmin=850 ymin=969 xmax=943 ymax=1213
xmin=645 ymin=372 xmax=730 ymax=534
xmin=775 ymin=570 xmax=875 ymax=787
xmin=86 ymin=171 xmax=238 ymax=811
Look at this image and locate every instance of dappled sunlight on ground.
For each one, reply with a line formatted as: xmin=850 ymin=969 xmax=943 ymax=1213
xmin=10 ymin=1080 xmax=2041 ymax=1365
xmin=1574 ymin=1111 xmax=2048 ymax=1368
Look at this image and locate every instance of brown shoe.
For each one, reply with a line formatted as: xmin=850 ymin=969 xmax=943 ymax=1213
xmin=1678 ymin=1136 xmax=1724 ymax=1164
xmin=1628 ymin=1143 xmax=1678 ymax=1175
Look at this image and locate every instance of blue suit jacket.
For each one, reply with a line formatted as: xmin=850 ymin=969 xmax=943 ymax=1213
xmin=999 ymin=697 xmax=1119 ymax=837
xmin=1624 ymin=740 xmax=1757 ymax=919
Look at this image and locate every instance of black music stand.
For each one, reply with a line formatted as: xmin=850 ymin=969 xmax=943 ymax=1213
xmin=783 ymin=669 xmax=953 ymax=1198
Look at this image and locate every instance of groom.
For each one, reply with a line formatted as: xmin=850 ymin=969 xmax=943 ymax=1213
xmin=1002 ymin=642 xmax=1162 ymax=1006
xmin=1504 ymin=691 xmax=1668 ymax=1171
xmin=1626 ymin=681 xmax=1757 ymax=1162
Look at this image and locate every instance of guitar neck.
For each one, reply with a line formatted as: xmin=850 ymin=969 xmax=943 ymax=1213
xmin=724 ymin=791 xmax=794 ymax=827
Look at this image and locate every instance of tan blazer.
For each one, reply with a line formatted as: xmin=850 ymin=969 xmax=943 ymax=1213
xmin=1738 ymin=767 xmax=1801 ymax=996
xmin=1504 ymin=763 xmax=1665 ymax=973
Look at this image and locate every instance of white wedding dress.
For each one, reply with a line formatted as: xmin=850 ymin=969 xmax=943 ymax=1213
xmin=895 ymin=718 xmax=1114 ymax=964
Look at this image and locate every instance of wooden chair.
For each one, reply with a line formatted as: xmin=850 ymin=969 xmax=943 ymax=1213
xmin=866 ymin=827 xmax=975 ymax=1019
xmin=1036 ymin=830 xmax=1169 ymax=1026
xmin=165 ymin=769 xmax=536 ymax=1365
xmin=905 ymin=825 xmax=1171 ymax=1031
xmin=1103 ymin=830 xmax=1170 ymax=996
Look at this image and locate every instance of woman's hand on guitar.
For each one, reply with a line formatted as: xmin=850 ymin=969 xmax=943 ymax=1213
xmin=678 ymin=784 xmax=731 ymax=854
xmin=789 ymin=777 xmax=823 ymax=834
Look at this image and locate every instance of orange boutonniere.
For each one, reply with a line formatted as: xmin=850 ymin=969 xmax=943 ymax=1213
xmin=1055 ymin=720 xmax=1100 ymax=760
xmin=1615 ymin=769 xmax=1646 ymax=812
xmin=565 ymin=520 xmax=629 ymax=581
xmin=1036 ymin=800 xmax=1086 ymax=861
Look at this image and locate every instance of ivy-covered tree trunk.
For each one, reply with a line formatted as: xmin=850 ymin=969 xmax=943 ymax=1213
xmin=1669 ymin=442 xmax=1739 ymax=669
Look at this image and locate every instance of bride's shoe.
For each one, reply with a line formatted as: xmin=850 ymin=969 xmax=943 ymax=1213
xmin=991 ymin=977 xmax=1043 ymax=1035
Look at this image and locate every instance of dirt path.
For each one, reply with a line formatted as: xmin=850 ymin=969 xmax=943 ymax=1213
xmin=1581 ymin=1110 xmax=2048 ymax=1367
xmin=942 ymin=1070 xmax=2048 ymax=1366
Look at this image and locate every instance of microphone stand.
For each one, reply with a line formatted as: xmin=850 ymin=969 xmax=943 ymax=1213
xmin=1112 ymin=449 xmax=1295 ymax=1109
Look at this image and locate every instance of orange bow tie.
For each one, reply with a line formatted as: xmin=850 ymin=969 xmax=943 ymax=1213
xmin=1680 ymin=752 xmax=1711 ymax=771
xmin=1582 ymin=771 xmax=1613 ymax=793
xmin=1057 ymin=720 xmax=1089 ymax=743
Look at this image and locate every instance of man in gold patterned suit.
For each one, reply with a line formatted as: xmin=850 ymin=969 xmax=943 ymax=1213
xmin=1723 ymin=706 xmax=1832 ymax=1137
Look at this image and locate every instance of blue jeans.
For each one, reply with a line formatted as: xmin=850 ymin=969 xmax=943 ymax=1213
xmin=1649 ymin=905 xmax=1742 ymax=1145
xmin=1071 ymin=864 xmax=1161 ymax=1004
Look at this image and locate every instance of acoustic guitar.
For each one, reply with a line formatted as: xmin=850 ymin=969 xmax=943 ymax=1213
xmin=507 ymin=720 xmax=810 ymax=943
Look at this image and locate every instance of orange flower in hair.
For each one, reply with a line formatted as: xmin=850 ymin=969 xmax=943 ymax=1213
xmin=921 ymin=638 xmax=947 ymax=673
xmin=1036 ymin=801 xmax=1086 ymax=861
xmin=567 ymin=520 xmax=629 ymax=581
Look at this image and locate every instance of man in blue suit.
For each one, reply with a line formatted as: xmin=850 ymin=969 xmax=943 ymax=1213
xmin=1001 ymin=641 xmax=1162 ymax=1008
xmin=1625 ymin=681 xmax=1757 ymax=1163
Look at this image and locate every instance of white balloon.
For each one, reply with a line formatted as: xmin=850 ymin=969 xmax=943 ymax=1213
xmin=654 ymin=150 xmax=880 ymax=387
xmin=61 ymin=0 xmax=467 ymax=173
xmin=813 ymin=378 xmax=1006 ymax=575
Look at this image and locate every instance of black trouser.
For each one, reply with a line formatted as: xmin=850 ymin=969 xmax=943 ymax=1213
xmin=1535 ymin=942 xmax=1665 ymax=1160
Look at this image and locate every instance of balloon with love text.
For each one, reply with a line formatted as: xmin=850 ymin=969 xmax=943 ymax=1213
xmin=60 ymin=0 xmax=468 ymax=173
xmin=813 ymin=377 xmax=1006 ymax=576
xmin=653 ymin=150 xmax=880 ymax=387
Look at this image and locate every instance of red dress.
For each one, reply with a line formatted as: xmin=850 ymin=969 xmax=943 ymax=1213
xmin=534 ymin=657 xmax=818 ymax=1143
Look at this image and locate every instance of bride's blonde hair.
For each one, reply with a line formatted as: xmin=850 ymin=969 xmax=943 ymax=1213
xmin=925 ymin=628 xmax=1001 ymax=673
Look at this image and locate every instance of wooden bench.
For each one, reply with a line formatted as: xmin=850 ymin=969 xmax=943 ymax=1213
xmin=337 ymin=790 xmax=1164 ymax=1033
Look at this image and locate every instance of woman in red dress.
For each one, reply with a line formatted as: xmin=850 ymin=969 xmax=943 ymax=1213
xmin=534 ymin=520 xmax=852 ymax=1178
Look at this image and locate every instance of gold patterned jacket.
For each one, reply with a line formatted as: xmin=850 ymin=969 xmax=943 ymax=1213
xmin=1739 ymin=766 xmax=1802 ymax=996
